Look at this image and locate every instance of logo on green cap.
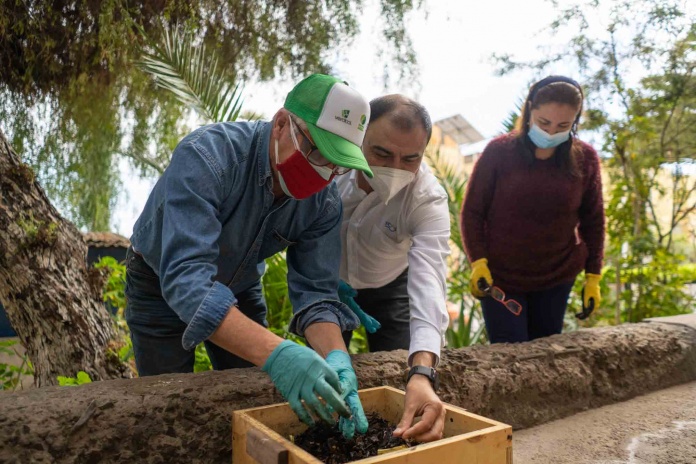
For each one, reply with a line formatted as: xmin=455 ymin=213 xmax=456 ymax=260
xmin=358 ymin=114 xmax=366 ymax=131
xmin=335 ymin=109 xmax=353 ymax=126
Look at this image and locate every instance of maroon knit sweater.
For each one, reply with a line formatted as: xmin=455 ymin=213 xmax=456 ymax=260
xmin=461 ymin=133 xmax=605 ymax=292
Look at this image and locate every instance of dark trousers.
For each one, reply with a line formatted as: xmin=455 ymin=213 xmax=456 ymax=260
xmin=124 ymin=247 xmax=268 ymax=376
xmin=481 ymin=281 xmax=574 ymax=344
xmin=342 ymin=268 xmax=410 ymax=352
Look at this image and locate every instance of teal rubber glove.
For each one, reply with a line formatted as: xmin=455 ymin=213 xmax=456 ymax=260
xmin=325 ymin=350 xmax=369 ymax=440
xmin=262 ymin=341 xmax=351 ymax=426
xmin=338 ymin=280 xmax=381 ymax=334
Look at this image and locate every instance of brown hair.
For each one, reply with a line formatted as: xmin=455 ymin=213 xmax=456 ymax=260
xmin=515 ymin=76 xmax=584 ymax=177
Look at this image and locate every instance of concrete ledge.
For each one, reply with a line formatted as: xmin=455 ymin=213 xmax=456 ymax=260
xmin=645 ymin=313 xmax=696 ymax=330
xmin=0 ymin=317 xmax=695 ymax=463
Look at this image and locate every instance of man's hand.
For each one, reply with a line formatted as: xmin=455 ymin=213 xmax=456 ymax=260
xmin=325 ymin=350 xmax=369 ymax=439
xmin=394 ymin=352 xmax=446 ymax=443
xmin=393 ymin=375 xmax=446 ymax=442
xmin=338 ymin=280 xmax=381 ymax=333
xmin=262 ymin=341 xmax=351 ymax=426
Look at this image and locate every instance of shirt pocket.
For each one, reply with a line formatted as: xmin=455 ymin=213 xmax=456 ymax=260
xmin=368 ymin=223 xmax=410 ymax=257
xmin=260 ymin=228 xmax=297 ymax=259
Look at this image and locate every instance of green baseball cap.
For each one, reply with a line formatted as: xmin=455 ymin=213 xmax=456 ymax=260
xmin=285 ymin=74 xmax=373 ymax=177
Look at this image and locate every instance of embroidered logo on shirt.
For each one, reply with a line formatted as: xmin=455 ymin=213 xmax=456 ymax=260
xmin=385 ymin=221 xmax=396 ymax=232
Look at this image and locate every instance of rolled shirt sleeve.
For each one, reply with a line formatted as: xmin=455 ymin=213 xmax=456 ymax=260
xmin=406 ymin=193 xmax=451 ymax=366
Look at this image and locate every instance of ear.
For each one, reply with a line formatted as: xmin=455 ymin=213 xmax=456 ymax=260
xmin=272 ymin=108 xmax=290 ymax=139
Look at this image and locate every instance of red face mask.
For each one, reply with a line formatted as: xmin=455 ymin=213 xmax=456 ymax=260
xmin=274 ymin=131 xmax=335 ymax=200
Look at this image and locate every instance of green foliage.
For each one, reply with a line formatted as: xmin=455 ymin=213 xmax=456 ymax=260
xmin=0 ymin=340 xmax=33 ymax=391
xmin=445 ymin=299 xmax=485 ymax=348
xmin=57 ymin=371 xmax=93 ymax=387
xmin=603 ymin=252 xmax=694 ymax=323
xmin=377 ymin=0 xmax=423 ymax=87
xmin=0 ymin=0 xmax=419 ymax=95
xmin=194 ymin=344 xmax=213 ymax=372
xmin=1 ymin=1 xmax=421 ymax=230
xmin=263 ymin=254 xmax=306 ymax=345
xmin=500 ymin=96 xmax=525 ymax=134
xmin=138 ymin=25 xmax=246 ymax=126
xmin=94 ymin=257 xmax=127 ymax=310
xmin=679 ymin=263 xmax=696 ymax=282
xmin=348 ymin=326 xmax=369 ymax=355
xmin=0 ymin=0 xmax=143 ymax=95
xmin=93 ymin=257 xmax=138 ymax=371
xmin=0 ymin=72 xmax=187 ymax=231
xmin=16 ymin=212 xmax=58 ymax=247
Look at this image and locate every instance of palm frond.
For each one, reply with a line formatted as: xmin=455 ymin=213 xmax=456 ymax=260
xmin=500 ymin=96 xmax=525 ymax=134
xmin=425 ymin=149 xmax=468 ymax=252
xmin=239 ymin=110 xmax=264 ymax=121
xmin=138 ymin=25 xmax=246 ymax=123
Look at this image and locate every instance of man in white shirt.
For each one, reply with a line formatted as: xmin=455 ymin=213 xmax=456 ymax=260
xmin=335 ymin=95 xmax=451 ymax=442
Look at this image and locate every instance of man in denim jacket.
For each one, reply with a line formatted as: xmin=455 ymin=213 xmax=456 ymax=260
xmin=125 ymin=74 xmax=372 ymax=438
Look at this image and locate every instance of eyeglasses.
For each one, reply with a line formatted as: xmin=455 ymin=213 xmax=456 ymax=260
xmin=478 ymin=281 xmax=523 ymax=316
xmin=288 ymin=116 xmax=351 ymax=176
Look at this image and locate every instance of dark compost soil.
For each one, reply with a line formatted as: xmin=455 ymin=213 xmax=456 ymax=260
xmin=293 ymin=414 xmax=413 ymax=463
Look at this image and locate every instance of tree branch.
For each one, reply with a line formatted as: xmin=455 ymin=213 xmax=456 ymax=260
xmin=117 ymin=151 xmax=165 ymax=175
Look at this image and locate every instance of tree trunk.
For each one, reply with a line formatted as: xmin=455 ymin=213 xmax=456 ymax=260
xmin=0 ymin=129 xmax=131 ymax=386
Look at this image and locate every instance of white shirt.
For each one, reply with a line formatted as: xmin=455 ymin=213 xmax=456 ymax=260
xmin=336 ymin=163 xmax=451 ymax=364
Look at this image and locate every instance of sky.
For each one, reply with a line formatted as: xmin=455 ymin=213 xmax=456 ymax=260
xmin=111 ymin=0 xmax=606 ymax=236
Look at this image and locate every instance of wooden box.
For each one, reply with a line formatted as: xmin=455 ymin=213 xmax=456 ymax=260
xmin=232 ymin=386 xmax=512 ymax=464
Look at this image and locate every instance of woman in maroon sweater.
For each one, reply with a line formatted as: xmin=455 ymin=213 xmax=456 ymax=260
xmin=461 ymin=75 xmax=605 ymax=343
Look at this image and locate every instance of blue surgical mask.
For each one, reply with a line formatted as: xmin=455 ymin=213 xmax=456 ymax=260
xmin=528 ymin=123 xmax=571 ymax=149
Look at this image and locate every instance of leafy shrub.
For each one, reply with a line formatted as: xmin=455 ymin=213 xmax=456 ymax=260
xmin=0 ymin=339 xmax=33 ymax=391
xmin=57 ymin=371 xmax=92 ymax=386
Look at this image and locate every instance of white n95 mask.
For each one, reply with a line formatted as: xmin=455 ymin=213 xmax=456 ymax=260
xmin=365 ymin=166 xmax=415 ymax=204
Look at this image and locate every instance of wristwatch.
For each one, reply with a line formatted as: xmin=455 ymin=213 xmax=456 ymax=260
xmin=407 ymin=365 xmax=439 ymax=391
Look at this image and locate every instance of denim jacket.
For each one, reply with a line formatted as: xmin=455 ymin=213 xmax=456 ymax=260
xmin=130 ymin=121 xmax=359 ymax=350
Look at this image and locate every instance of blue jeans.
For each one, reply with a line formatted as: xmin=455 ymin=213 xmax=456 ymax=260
xmin=481 ymin=281 xmax=574 ymax=344
xmin=124 ymin=247 xmax=268 ymax=376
